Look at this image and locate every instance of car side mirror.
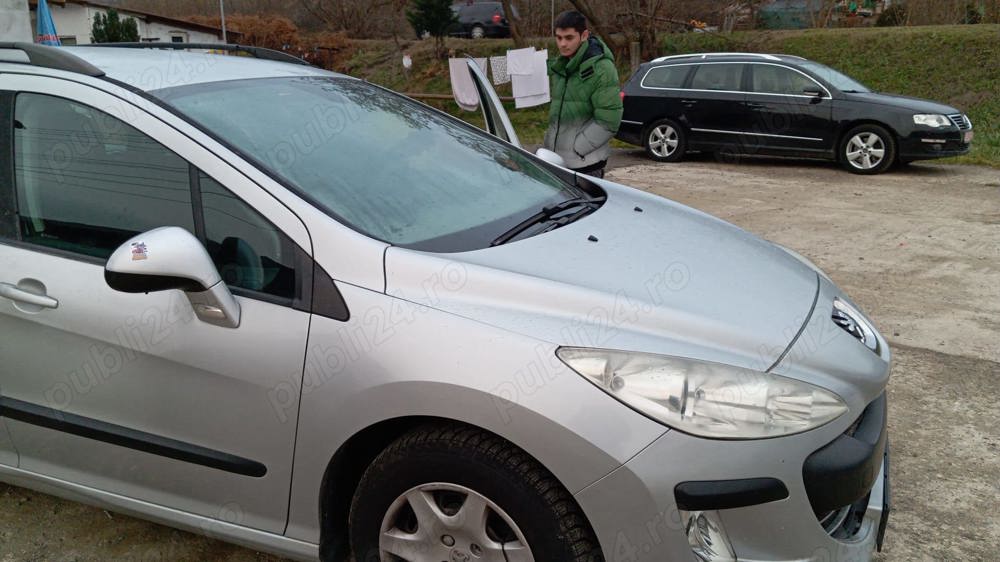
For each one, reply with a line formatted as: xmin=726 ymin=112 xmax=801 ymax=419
xmin=803 ymin=88 xmax=824 ymax=102
xmin=105 ymin=226 xmax=241 ymax=328
xmin=534 ymin=147 xmax=567 ymax=168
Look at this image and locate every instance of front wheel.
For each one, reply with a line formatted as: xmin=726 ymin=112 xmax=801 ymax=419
xmin=644 ymin=119 xmax=686 ymax=162
xmin=349 ymin=423 xmax=603 ymax=562
xmin=470 ymin=25 xmax=486 ymax=39
xmin=840 ymin=124 xmax=895 ymax=174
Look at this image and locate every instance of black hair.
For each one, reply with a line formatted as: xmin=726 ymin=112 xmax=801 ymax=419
xmin=554 ymin=10 xmax=587 ymax=33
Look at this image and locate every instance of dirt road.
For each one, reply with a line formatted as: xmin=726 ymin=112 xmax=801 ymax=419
xmin=1 ymin=154 xmax=997 ymax=561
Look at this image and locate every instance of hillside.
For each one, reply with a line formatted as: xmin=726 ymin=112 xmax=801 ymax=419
xmin=328 ymin=25 xmax=1000 ymax=166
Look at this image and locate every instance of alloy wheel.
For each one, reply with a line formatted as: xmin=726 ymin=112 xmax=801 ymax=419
xmin=845 ymin=132 xmax=886 ymax=170
xmin=649 ymin=124 xmax=679 ymax=158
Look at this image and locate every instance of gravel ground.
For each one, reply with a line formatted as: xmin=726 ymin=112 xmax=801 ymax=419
xmin=1 ymin=152 xmax=997 ymax=561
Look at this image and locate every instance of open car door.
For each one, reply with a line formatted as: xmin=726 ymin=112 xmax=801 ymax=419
xmin=466 ymin=57 xmax=521 ymax=147
xmin=465 ymin=58 xmax=567 ymax=169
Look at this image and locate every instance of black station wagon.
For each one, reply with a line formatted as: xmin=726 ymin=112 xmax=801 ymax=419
xmin=616 ymin=53 xmax=974 ymax=174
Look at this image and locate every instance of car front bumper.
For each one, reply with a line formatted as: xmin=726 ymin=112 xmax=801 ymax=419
xmin=575 ymin=395 xmax=890 ymax=561
xmin=899 ymin=128 xmax=972 ymax=160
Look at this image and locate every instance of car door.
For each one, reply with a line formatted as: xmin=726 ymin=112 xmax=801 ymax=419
xmin=681 ymin=62 xmax=750 ymax=149
xmin=744 ymin=62 xmax=834 ymax=154
xmin=467 ymin=58 xmax=521 ymax=148
xmin=0 ymin=90 xmax=20 ymax=469
xmin=0 ymin=75 xmax=311 ymax=533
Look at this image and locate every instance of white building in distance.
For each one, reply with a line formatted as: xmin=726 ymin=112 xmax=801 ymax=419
xmin=27 ymin=0 xmax=236 ymax=45
xmin=0 ymin=0 xmax=32 ymax=41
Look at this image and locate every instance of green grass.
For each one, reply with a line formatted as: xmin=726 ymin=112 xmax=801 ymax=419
xmin=342 ymin=25 xmax=1000 ymax=167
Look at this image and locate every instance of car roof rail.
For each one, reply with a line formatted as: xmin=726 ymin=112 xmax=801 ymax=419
xmin=0 ymin=42 xmax=105 ymax=77
xmin=651 ymin=52 xmax=782 ymax=63
xmin=80 ymin=42 xmax=311 ymax=66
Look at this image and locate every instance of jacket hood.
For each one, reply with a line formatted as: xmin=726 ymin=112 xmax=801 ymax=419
xmin=384 ymin=179 xmax=820 ymax=372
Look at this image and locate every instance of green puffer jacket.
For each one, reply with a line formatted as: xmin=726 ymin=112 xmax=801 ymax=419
xmin=543 ymin=36 xmax=623 ymax=170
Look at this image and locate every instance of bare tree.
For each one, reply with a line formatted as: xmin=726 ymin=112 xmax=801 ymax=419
xmin=809 ymin=0 xmax=838 ymax=28
xmin=500 ymin=0 xmax=526 ymax=47
xmin=566 ymin=0 xmax=621 ymax=48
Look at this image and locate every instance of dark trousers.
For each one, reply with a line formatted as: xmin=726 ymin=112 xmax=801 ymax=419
xmin=572 ymin=159 xmax=608 ymax=178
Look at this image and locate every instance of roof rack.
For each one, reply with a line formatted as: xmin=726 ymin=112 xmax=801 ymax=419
xmin=0 ymin=42 xmax=105 ymax=77
xmin=81 ymin=42 xmax=311 ymax=66
xmin=651 ymin=52 xmax=782 ymax=63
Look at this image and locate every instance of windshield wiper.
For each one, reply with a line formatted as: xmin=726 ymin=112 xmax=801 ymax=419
xmin=490 ymin=196 xmax=605 ymax=247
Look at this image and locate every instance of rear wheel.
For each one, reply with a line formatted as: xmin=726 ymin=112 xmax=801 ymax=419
xmin=644 ymin=118 xmax=686 ymax=162
xmin=840 ymin=124 xmax=895 ymax=174
xmin=349 ymin=423 xmax=602 ymax=562
xmin=471 ymin=25 xmax=486 ymax=39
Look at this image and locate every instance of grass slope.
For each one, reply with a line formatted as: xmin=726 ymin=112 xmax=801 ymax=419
xmin=338 ymin=25 xmax=1000 ymax=166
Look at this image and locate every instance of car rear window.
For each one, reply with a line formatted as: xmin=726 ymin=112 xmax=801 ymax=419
xmin=690 ymin=63 xmax=743 ymax=92
xmin=641 ymin=65 xmax=690 ymax=89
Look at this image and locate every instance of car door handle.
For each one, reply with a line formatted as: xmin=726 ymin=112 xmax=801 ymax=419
xmin=746 ymin=102 xmax=766 ymax=110
xmin=680 ymin=99 xmax=699 ymax=105
xmin=0 ymin=282 xmax=59 ymax=309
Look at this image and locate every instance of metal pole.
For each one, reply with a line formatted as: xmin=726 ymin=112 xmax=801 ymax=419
xmin=219 ymin=0 xmax=227 ymax=43
xmin=551 ymin=0 xmax=554 ymax=31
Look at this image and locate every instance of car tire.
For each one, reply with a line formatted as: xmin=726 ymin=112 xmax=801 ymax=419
xmin=471 ymin=25 xmax=486 ymax=39
xmin=349 ymin=423 xmax=603 ymax=562
xmin=644 ymin=118 xmax=686 ymax=162
xmin=840 ymin=124 xmax=895 ymax=175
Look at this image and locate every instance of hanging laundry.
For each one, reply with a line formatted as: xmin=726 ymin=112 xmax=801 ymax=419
xmin=511 ymin=49 xmax=550 ymax=108
xmin=489 ymin=55 xmax=510 ymax=85
xmin=448 ymin=58 xmax=481 ymax=111
xmin=506 ymin=47 xmax=536 ymax=76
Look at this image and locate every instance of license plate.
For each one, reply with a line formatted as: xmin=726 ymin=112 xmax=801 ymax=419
xmin=964 ymin=131 xmax=974 ymax=143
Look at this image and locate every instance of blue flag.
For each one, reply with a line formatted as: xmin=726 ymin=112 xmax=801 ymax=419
xmin=36 ymin=0 xmax=61 ymax=46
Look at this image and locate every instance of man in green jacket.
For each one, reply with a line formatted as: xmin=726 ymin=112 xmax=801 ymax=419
xmin=544 ymin=11 xmax=622 ymax=178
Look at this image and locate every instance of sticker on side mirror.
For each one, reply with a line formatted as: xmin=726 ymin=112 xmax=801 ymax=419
xmin=131 ymin=242 xmax=148 ymax=261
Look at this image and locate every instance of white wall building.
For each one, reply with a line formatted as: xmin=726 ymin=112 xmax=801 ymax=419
xmin=0 ymin=0 xmax=32 ymax=41
xmin=28 ymin=0 xmax=234 ymax=45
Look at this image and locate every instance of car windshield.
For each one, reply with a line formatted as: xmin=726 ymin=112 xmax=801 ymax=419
xmin=797 ymin=61 xmax=870 ymax=93
xmin=153 ymin=76 xmax=580 ymax=252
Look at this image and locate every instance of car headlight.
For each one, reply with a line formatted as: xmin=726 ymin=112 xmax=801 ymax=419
xmin=913 ymin=114 xmax=951 ymax=127
xmin=557 ymin=348 xmax=848 ymax=439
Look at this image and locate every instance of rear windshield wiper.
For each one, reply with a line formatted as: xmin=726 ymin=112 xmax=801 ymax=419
xmin=490 ymin=196 xmax=605 ymax=247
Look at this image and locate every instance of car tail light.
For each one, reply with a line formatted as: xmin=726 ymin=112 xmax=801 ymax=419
xmin=492 ymin=13 xmax=501 ymax=23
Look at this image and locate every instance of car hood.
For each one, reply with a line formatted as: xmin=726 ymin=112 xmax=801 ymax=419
xmin=843 ymin=91 xmax=961 ymax=114
xmin=384 ymin=179 xmax=820 ymax=371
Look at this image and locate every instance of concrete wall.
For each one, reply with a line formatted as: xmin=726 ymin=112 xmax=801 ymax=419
xmin=36 ymin=3 xmax=224 ymax=45
xmin=0 ymin=0 xmax=32 ymax=42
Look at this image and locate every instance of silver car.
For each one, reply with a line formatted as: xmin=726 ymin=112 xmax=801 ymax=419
xmin=0 ymin=43 xmax=890 ymax=562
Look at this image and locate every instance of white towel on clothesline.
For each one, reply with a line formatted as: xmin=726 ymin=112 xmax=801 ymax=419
xmin=511 ymin=50 xmax=550 ymax=108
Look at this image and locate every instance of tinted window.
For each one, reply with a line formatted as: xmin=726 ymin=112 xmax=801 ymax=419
xmin=690 ymin=63 xmax=743 ymax=92
xmin=751 ymin=64 xmax=819 ymax=95
xmin=199 ymin=172 xmax=297 ymax=300
xmin=642 ymin=65 xmax=690 ymax=88
xmin=13 ymin=93 xmax=193 ymax=259
xmin=155 ymin=77 xmax=581 ymax=252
